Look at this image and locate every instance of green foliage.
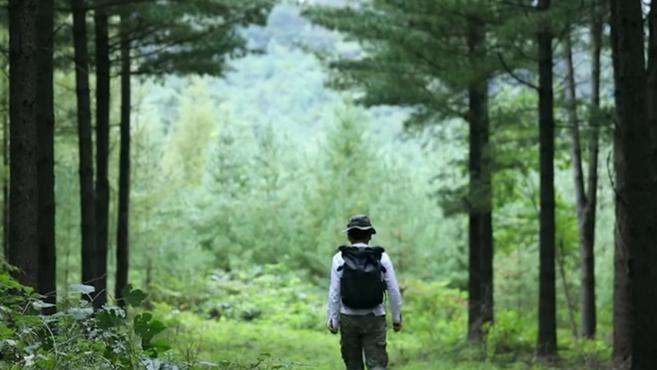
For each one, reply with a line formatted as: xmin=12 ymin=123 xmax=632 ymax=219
xmin=10 ymin=3 xmax=619 ymax=369
xmin=118 ymin=0 xmax=275 ymax=76
xmin=164 ymin=78 xmax=218 ymax=186
xmin=486 ymin=310 xmax=535 ymax=357
xmin=134 ymin=313 xmax=170 ymax=358
xmin=208 ymin=264 xmax=324 ymax=329
xmin=0 ymin=270 xmax=173 ymax=368
xmin=147 ymin=263 xmax=610 ymax=369
xmin=133 ymin=73 xmax=457 ymax=284
xmin=122 ymin=285 xmax=147 ymax=308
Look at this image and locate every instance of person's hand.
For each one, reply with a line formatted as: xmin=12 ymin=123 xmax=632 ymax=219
xmin=327 ymin=319 xmax=338 ymax=334
xmin=393 ymin=321 xmax=402 ymax=332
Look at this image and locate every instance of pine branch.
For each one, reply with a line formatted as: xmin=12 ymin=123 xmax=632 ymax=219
xmin=496 ymin=52 xmax=538 ymax=90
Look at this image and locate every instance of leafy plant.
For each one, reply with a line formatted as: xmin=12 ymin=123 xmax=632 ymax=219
xmin=134 ymin=313 xmax=170 ymax=358
xmin=0 ymin=269 xmax=174 ymax=369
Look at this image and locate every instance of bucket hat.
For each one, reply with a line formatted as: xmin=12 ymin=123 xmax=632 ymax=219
xmin=344 ymin=215 xmax=377 ymax=234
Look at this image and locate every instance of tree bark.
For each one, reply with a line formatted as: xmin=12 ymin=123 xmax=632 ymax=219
xmin=636 ymin=0 xmax=657 ymax=365
xmin=609 ymin=0 xmax=631 ymax=361
xmin=467 ymin=115 xmax=483 ymax=342
xmin=563 ymin=27 xmax=599 ymax=339
xmin=563 ymin=34 xmax=586 ymax=231
xmin=71 ymin=0 xmax=97 ymax=293
xmin=648 ymin=0 xmax=657 ymax=145
xmin=94 ymin=2 xmax=111 ymax=309
xmin=579 ymin=1 xmax=603 ymax=339
xmin=466 ymin=17 xmax=488 ymax=341
xmin=536 ymin=0 xmax=556 ymax=358
xmin=116 ymin=12 xmax=131 ymax=307
xmin=610 ymin=0 xmax=657 ymax=367
xmin=36 ymin=0 xmax=56 ymax=315
xmin=7 ymin=0 xmax=40 ymax=288
xmin=2 ymin=34 xmax=8 ymax=261
xmin=479 ymin=73 xmax=494 ymax=333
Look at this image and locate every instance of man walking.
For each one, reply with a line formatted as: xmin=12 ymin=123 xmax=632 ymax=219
xmin=327 ymin=215 xmax=403 ymax=370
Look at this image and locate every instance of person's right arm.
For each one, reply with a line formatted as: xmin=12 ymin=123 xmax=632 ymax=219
xmin=327 ymin=254 xmax=341 ymax=333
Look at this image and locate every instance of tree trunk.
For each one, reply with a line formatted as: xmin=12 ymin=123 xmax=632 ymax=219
xmin=7 ymin=0 xmax=39 ymax=288
xmin=563 ymin=34 xmax=586 ymax=230
xmin=536 ymin=0 xmax=556 ymax=358
xmin=115 ymin=12 xmax=131 ymax=307
xmin=610 ymin=0 xmax=637 ymax=365
xmin=2 ymin=34 xmax=8 ymax=261
xmin=71 ymin=0 xmax=97 ymax=293
xmin=563 ymin=29 xmax=598 ymax=340
xmin=479 ymin=73 xmax=494 ymax=333
xmin=610 ymin=0 xmax=657 ymax=367
xmin=579 ymin=1 xmax=603 ymax=339
xmin=649 ymin=0 xmax=657 ymax=145
xmin=36 ymin=0 xmax=56 ymax=315
xmin=466 ymin=18 xmax=483 ymax=342
xmin=467 ymin=127 xmax=482 ymax=342
xmin=94 ymin=2 xmax=111 ymax=309
xmin=636 ymin=0 xmax=657 ymax=365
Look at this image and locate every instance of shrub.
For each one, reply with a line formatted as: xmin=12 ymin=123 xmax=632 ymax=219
xmin=0 ymin=270 xmax=173 ymax=369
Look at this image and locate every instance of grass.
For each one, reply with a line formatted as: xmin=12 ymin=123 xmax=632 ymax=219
xmin=156 ymin=309 xmax=544 ymax=369
xmin=147 ymin=270 xmax=611 ymax=370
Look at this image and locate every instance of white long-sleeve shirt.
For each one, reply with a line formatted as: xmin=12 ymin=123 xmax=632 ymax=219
xmin=327 ymin=242 xmax=402 ymax=328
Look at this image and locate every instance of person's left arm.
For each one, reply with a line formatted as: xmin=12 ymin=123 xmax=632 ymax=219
xmin=381 ymin=252 xmax=402 ymax=330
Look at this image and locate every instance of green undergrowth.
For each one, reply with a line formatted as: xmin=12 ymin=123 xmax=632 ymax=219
xmin=0 ymin=262 xmax=611 ymax=369
xmin=151 ymin=263 xmax=611 ymax=369
xmin=0 ymin=267 xmax=173 ymax=369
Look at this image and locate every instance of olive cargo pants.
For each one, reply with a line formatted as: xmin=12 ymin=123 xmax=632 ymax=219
xmin=339 ymin=313 xmax=388 ymax=370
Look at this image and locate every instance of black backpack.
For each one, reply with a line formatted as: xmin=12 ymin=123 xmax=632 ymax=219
xmin=337 ymin=245 xmax=387 ymax=309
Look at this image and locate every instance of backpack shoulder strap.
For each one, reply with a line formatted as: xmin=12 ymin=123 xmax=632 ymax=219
xmin=337 ymin=245 xmax=351 ymax=271
xmin=371 ymin=246 xmax=385 ymax=254
xmin=369 ymin=246 xmax=386 ymax=273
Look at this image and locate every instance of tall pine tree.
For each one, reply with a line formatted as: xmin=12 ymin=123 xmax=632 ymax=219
xmin=36 ymin=0 xmax=56 ymax=314
xmin=70 ymin=0 xmax=97 ymax=295
xmin=304 ymin=0 xmax=499 ymax=340
xmin=94 ymin=0 xmax=111 ymax=308
xmin=535 ymin=0 xmax=556 ymax=358
xmin=8 ymin=0 xmax=40 ymax=288
xmin=610 ymin=0 xmax=657 ymax=366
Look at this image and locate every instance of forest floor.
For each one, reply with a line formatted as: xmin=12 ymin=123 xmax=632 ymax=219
xmin=157 ymin=309 xmax=608 ymax=370
xmin=161 ymin=310 xmax=507 ymax=369
xmin=146 ymin=266 xmax=611 ymax=369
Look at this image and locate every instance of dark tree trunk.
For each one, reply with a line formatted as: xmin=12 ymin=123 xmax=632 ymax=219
xmin=7 ymin=0 xmax=39 ymax=288
xmin=610 ymin=0 xmax=657 ymax=367
xmin=536 ymin=0 xmax=556 ymax=358
xmin=115 ymin=12 xmax=131 ymax=307
xmin=479 ymin=78 xmax=494 ymax=332
xmin=563 ymin=34 xmax=586 ymax=239
xmin=466 ymin=18 xmax=484 ymax=342
xmin=2 ymin=140 xmax=6 ymax=262
xmin=610 ymin=0 xmax=637 ymax=365
xmin=71 ymin=0 xmax=97 ymax=293
xmin=36 ymin=0 xmax=56 ymax=315
xmin=2 ymin=40 xmax=8 ymax=261
xmin=579 ymin=2 xmax=603 ymax=339
xmin=649 ymin=0 xmax=657 ymax=145
xmin=637 ymin=0 xmax=657 ymax=365
xmin=467 ymin=127 xmax=482 ymax=342
xmin=563 ymin=28 xmax=599 ymax=340
xmin=94 ymin=2 xmax=111 ymax=309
